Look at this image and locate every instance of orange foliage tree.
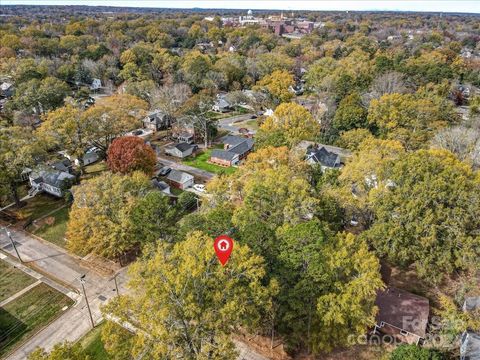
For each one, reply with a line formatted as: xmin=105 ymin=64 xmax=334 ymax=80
xmin=107 ymin=136 xmax=156 ymax=176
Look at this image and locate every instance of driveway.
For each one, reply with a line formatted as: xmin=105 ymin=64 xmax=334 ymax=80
xmin=217 ymin=114 xmax=256 ymax=134
xmin=157 ymin=155 xmax=214 ymax=181
xmin=0 ymin=227 xmax=128 ymax=360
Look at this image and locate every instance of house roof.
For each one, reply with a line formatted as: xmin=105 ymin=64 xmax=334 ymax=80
xmin=229 ymin=138 xmax=254 ymax=156
xmin=167 ymin=169 xmax=193 ymax=184
xmin=464 ymin=296 xmax=480 ymax=312
xmin=211 ymin=149 xmax=238 ymax=161
xmin=30 ymin=166 xmax=75 ymax=188
xmin=0 ymin=82 xmax=13 ymax=91
xmin=461 ymin=331 xmax=480 ymax=359
xmin=375 ymin=287 xmax=430 ymax=338
xmin=175 ymin=142 xmax=194 ymax=152
xmin=151 ymin=179 xmax=170 ymax=191
xmin=221 ymin=135 xmax=249 ymax=147
xmin=307 ymin=147 xmax=340 ymax=168
xmin=144 ymin=110 xmax=169 ymax=124
xmin=51 ymin=159 xmax=72 ymax=173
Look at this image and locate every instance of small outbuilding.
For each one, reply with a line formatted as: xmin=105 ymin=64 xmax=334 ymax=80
xmin=166 ymin=170 xmax=194 ymax=190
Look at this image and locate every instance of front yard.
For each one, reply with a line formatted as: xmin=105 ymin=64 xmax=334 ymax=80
xmin=182 ymin=150 xmax=237 ymax=176
xmin=13 ymin=194 xmax=65 ymax=224
xmin=29 ymin=206 xmax=70 ymax=248
xmin=79 ymin=321 xmax=134 ymax=360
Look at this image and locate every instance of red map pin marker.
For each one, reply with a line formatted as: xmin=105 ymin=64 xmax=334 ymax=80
xmin=214 ymin=235 xmax=234 ymax=266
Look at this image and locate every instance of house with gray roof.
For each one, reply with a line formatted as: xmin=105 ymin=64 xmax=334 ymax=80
xmin=166 ymin=170 xmax=194 ymax=190
xmin=143 ymin=110 xmax=174 ymax=132
xmin=212 ymin=94 xmax=233 ymax=113
xmin=165 ymin=142 xmax=196 ymax=158
xmin=306 ymin=146 xmax=341 ymax=170
xmin=461 ymin=331 xmax=480 ymax=360
xmin=461 ymin=297 xmax=480 ymax=360
xmin=151 ymin=179 xmax=171 ymax=195
xmin=29 ymin=166 xmax=76 ymax=197
xmin=210 ymin=136 xmax=254 ymax=166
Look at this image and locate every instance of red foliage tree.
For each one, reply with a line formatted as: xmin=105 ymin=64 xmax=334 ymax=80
xmin=107 ymin=136 xmax=156 ymax=176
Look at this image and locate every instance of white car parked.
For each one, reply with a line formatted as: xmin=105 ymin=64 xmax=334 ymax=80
xmin=193 ymin=184 xmax=206 ymax=193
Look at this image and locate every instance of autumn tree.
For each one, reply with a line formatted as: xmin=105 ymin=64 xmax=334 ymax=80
xmin=0 ymin=126 xmax=43 ymax=206
xmin=11 ymin=77 xmax=70 ymax=115
xmin=204 ymin=147 xmax=382 ymax=353
xmin=107 ymin=136 xmax=156 ymax=176
xmin=368 ymin=93 xmax=456 ymax=150
xmin=255 ymin=70 xmax=295 ymax=104
xmin=39 ymin=104 xmax=95 ymax=174
xmin=332 ymin=138 xmax=405 ymax=227
xmin=67 ymin=172 xmax=172 ymax=260
xmin=103 ymin=231 xmax=276 ymax=360
xmin=82 ymin=94 xmax=148 ymax=154
xmin=276 ymin=222 xmax=383 ymax=352
xmin=179 ymin=93 xmax=215 ymax=148
xmin=332 ymin=92 xmax=368 ymax=132
xmin=28 ymin=342 xmax=88 ymax=360
xmin=150 ymin=82 xmax=191 ymax=117
xmin=257 ymin=102 xmax=319 ymax=148
xmin=364 ymin=149 xmax=480 ymax=282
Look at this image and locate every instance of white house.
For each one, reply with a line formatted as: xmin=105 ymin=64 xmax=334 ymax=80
xmin=165 ymin=143 xmax=196 ymax=158
xmin=29 ymin=166 xmax=75 ymax=197
xmin=90 ymin=78 xmax=102 ymax=91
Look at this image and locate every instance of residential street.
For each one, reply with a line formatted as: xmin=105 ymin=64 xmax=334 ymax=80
xmin=0 ymin=227 xmax=128 ymax=360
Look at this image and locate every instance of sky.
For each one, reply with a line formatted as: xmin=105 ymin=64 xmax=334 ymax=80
xmin=1 ymin=1 xmax=480 ymax=14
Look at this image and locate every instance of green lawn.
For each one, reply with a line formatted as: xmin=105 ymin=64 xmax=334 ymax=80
xmin=14 ymin=194 xmax=65 ymax=222
xmin=80 ymin=323 xmax=110 ymax=360
xmin=79 ymin=321 xmax=134 ymax=360
xmin=0 ymin=283 xmax=73 ymax=357
xmin=170 ymin=187 xmax=184 ymax=196
xmin=31 ymin=206 xmax=70 ymax=248
xmin=81 ymin=161 xmax=108 ymax=180
xmin=0 ymin=260 xmax=36 ymax=303
xmin=182 ymin=150 xmax=237 ymax=175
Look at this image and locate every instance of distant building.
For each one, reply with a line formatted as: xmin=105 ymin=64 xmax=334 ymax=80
xmin=90 ymin=78 xmax=102 ymax=91
xmin=0 ymin=82 xmax=13 ymax=98
xmin=373 ymin=287 xmax=430 ymax=345
xmin=213 ymin=94 xmax=233 ymax=113
xmin=166 ymin=170 xmax=194 ymax=190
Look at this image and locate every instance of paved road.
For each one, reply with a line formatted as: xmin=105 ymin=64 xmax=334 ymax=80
xmin=157 ymin=155 xmax=214 ymax=181
xmin=217 ymin=114 xmax=256 ymax=134
xmin=0 ymin=228 xmax=128 ymax=360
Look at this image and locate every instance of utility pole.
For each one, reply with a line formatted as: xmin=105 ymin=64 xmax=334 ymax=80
xmin=3 ymin=228 xmax=23 ymax=263
xmin=112 ymin=272 xmax=120 ymax=297
xmin=80 ymin=274 xmax=95 ymax=329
